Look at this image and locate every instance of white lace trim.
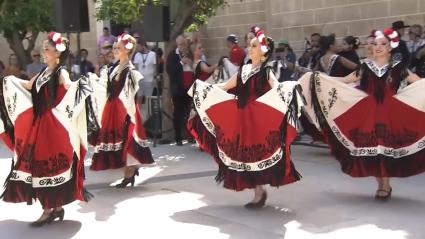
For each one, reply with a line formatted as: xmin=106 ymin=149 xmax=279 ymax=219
xmin=94 ymin=141 xmax=124 ymax=153
xmin=133 ymin=132 xmax=150 ymax=147
xmin=35 ymin=68 xmax=50 ymax=92
xmin=241 ymin=64 xmax=260 ymax=84
xmin=320 ymin=54 xmax=339 ymax=75
xmin=9 ymin=168 xmax=72 ymax=188
xmin=217 ymin=146 xmax=283 ymax=172
xmin=365 ymin=59 xmax=401 ymax=78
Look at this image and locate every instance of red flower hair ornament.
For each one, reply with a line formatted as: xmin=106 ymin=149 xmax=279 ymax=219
xmin=117 ymin=33 xmax=134 ymax=50
xmin=252 ymin=26 xmax=269 ymax=53
xmin=48 ymin=32 xmax=66 ymax=52
xmin=373 ymin=28 xmax=400 ymax=48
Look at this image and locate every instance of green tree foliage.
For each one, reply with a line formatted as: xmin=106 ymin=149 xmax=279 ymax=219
xmin=0 ymin=0 xmax=54 ymax=68
xmin=96 ymin=0 xmax=228 ymax=40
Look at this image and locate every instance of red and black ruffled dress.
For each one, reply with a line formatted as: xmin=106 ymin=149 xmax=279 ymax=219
xmin=89 ymin=63 xmax=154 ymax=170
xmin=300 ymin=59 xmax=425 ymax=177
xmin=0 ymin=68 xmax=91 ymax=208
xmin=188 ymin=64 xmax=303 ymax=191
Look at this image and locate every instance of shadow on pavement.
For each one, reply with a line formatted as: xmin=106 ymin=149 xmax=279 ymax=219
xmin=169 ymin=186 xmax=425 ymax=239
xmin=0 ymin=219 xmax=81 ymax=239
xmin=170 ymin=204 xmax=289 ymax=239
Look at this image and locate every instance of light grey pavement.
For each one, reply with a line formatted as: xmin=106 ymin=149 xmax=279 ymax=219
xmin=0 ymin=139 xmax=424 ymax=239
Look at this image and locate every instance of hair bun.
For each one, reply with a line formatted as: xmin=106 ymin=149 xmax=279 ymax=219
xmin=354 ymin=37 xmax=360 ymax=46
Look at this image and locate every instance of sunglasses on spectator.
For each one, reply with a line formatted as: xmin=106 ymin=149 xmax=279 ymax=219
xmin=32 ymin=54 xmax=41 ymax=57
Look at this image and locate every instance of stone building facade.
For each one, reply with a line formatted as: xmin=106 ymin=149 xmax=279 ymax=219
xmin=200 ymin=0 xmax=425 ymax=62
xmin=0 ymin=0 xmax=424 ymax=71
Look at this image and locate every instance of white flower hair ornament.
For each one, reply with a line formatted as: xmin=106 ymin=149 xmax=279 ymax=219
xmin=117 ymin=33 xmax=134 ymax=50
xmin=250 ymin=26 xmax=260 ymax=34
xmin=373 ymin=28 xmax=400 ymax=49
xmin=49 ymin=32 xmax=66 ymax=52
xmin=252 ymin=27 xmax=269 ymax=53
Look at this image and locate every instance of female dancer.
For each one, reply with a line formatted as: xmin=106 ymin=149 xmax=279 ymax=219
xmin=300 ymin=28 xmax=425 ymax=200
xmin=317 ymin=34 xmax=359 ymax=77
xmin=0 ymin=32 xmax=91 ymax=226
xmin=300 ymin=34 xmax=360 ymax=141
xmin=89 ymin=33 xmax=154 ymax=187
xmin=364 ymin=31 xmax=377 ymax=59
xmin=190 ymin=42 xmax=218 ymax=81
xmin=339 ymin=36 xmax=361 ymax=76
xmin=188 ymin=28 xmax=302 ymax=208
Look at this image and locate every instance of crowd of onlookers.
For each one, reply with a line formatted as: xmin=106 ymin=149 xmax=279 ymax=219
xmin=274 ymin=20 xmax=425 ymax=79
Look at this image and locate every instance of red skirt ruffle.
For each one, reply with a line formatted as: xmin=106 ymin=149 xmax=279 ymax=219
xmin=1 ymin=109 xmax=86 ymax=208
xmin=300 ymin=113 xmax=326 ymax=142
xmin=322 ymin=96 xmax=425 ymax=177
xmin=90 ymin=99 xmax=153 ymax=171
xmin=188 ymin=114 xmax=301 ymax=191
xmin=322 ymin=122 xmax=425 ymax=177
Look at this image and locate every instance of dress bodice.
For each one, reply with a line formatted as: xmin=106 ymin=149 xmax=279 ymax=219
xmin=236 ymin=64 xmax=271 ymax=107
xmin=359 ymin=60 xmax=406 ymax=102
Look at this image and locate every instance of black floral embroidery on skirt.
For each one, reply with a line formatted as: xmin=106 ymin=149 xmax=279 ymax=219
xmin=349 ymin=123 xmax=418 ymax=147
xmin=215 ymin=126 xmax=281 ymax=163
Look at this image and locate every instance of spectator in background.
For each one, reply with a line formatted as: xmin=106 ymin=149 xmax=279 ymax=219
xmin=364 ymin=30 xmax=376 ymax=59
xmin=298 ymin=33 xmax=321 ymax=70
xmin=243 ymin=31 xmax=255 ymax=64
xmin=95 ymin=50 xmax=115 ymax=79
xmin=226 ymin=34 xmax=246 ymax=67
xmin=4 ymin=54 xmax=27 ymax=79
xmin=69 ymin=52 xmax=80 ymax=80
xmin=105 ymin=50 xmax=116 ymax=66
xmin=134 ymin=39 xmax=157 ymax=120
xmin=166 ymin=35 xmax=193 ymax=146
xmin=317 ymin=34 xmax=358 ymax=77
xmin=131 ymin=32 xmax=142 ymax=62
xmin=26 ymin=50 xmax=46 ymax=78
xmin=97 ymin=27 xmax=116 ymax=53
xmin=100 ymin=40 xmax=113 ymax=55
xmin=133 ymin=32 xmax=141 ymax=39
xmin=190 ymin=42 xmax=218 ymax=81
xmin=274 ymin=40 xmax=296 ymax=82
xmin=407 ymin=24 xmax=425 ymax=54
xmin=154 ymin=47 xmax=164 ymax=75
xmin=95 ymin=53 xmax=107 ymax=76
xmin=412 ymin=45 xmax=425 ymax=77
xmin=79 ymin=49 xmax=95 ymax=76
xmin=339 ymin=36 xmax=361 ymax=76
xmin=123 ymin=27 xmax=131 ymax=34
xmin=152 ymin=47 xmax=164 ymax=96
xmin=391 ymin=20 xmax=411 ymax=66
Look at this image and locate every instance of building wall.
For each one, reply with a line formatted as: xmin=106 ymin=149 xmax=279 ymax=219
xmin=1 ymin=0 xmax=424 ymax=67
xmin=199 ymin=0 xmax=267 ymax=62
xmin=201 ymin=0 xmax=425 ymax=62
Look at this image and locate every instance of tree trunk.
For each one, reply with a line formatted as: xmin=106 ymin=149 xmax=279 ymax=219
xmin=5 ymin=31 xmax=39 ymax=69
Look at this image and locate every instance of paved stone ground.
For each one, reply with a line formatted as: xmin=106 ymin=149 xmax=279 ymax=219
xmin=0 ymin=139 xmax=424 ymax=239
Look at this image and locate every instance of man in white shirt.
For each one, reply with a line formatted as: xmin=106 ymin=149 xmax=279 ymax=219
xmin=133 ymin=40 xmax=157 ymax=119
